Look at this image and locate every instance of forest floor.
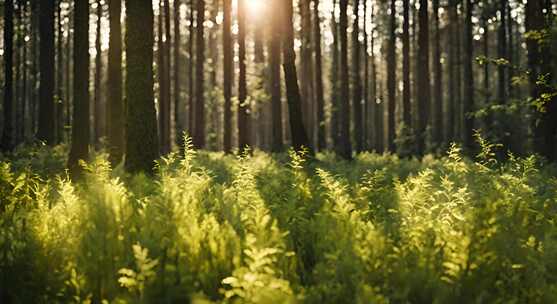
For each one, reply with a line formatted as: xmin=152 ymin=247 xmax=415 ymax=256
xmin=1 ymin=142 xmax=557 ymax=303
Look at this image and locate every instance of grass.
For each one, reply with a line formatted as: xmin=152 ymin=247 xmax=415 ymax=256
xmin=1 ymin=139 xmax=557 ymax=303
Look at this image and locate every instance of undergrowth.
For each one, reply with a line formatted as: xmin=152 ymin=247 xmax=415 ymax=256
xmin=1 ymin=138 xmax=557 ymax=303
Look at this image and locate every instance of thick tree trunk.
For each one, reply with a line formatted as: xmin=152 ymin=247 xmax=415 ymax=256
xmin=336 ymin=0 xmax=352 ymax=159
xmin=282 ymin=0 xmax=313 ymax=154
xmin=107 ymin=0 xmax=124 ymax=165
xmin=68 ymin=0 xmax=90 ymax=179
xmin=124 ymin=0 xmax=159 ymax=174
xmin=1 ymin=0 xmax=14 ymax=152
xmin=37 ymin=0 xmax=55 ymax=145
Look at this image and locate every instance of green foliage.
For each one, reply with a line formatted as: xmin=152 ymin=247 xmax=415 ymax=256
xmin=1 ymin=143 xmax=557 ymax=303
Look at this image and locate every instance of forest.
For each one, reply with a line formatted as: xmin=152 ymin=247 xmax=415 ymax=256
xmin=1 ymin=0 xmax=557 ymax=303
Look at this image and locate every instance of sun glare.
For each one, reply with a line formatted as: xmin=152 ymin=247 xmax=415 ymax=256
xmin=245 ymin=0 xmax=264 ymax=18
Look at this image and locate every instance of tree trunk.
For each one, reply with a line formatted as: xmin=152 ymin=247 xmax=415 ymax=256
xmin=299 ymin=0 xmax=314 ymax=147
xmin=352 ymin=0 xmax=363 ymax=153
xmin=386 ymin=0 xmax=396 ymax=153
xmin=237 ymin=0 xmax=250 ymax=152
xmin=37 ymin=0 xmax=55 ymax=145
xmin=188 ymin=0 xmax=195 ymax=137
xmin=68 ymin=0 xmax=90 ymax=179
xmin=1 ymin=0 xmax=14 ymax=152
xmin=336 ymin=0 xmax=352 ymax=159
xmin=416 ymin=0 xmax=430 ymax=155
xmin=94 ymin=0 xmax=103 ymax=147
xmin=174 ymin=0 xmax=183 ymax=148
xmin=124 ymin=0 xmax=159 ymax=174
xmin=402 ymin=0 xmax=411 ymax=133
xmin=269 ymin=0 xmax=283 ymax=152
xmin=193 ymin=0 xmax=205 ymax=148
xmin=462 ymin=0 xmax=475 ymax=151
xmin=163 ymin=0 xmax=172 ymax=152
xmin=313 ymin=0 xmax=326 ymax=151
xmin=432 ymin=0 xmax=443 ymax=149
xmin=330 ymin=0 xmax=339 ymax=150
xmin=282 ymin=0 xmax=313 ymax=154
xmin=107 ymin=0 xmax=124 ymax=165
xmin=526 ymin=0 xmax=556 ymax=161
xmin=223 ymin=0 xmax=233 ymax=152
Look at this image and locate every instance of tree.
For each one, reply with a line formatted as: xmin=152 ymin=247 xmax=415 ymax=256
xmin=352 ymin=0 xmax=363 ymax=153
xmin=158 ymin=0 xmax=171 ymax=154
xmin=337 ymin=0 xmax=352 ymax=159
xmin=223 ymin=0 xmax=233 ymax=152
xmin=269 ymin=0 xmax=283 ymax=152
xmin=402 ymin=0 xmax=411 ymax=135
xmin=238 ymin=0 xmax=250 ymax=152
xmin=193 ymin=0 xmax=205 ymax=148
xmin=462 ymin=0 xmax=475 ymax=151
xmin=37 ymin=0 xmax=55 ymax=144
xmin=67 ymin=0 xmax=90 ymax=179
xmin=416 ymin=0 xmax=430 ymax=155
xmin=107 ymin=0 xmax=124 ymax=165
xmin=330 ymin=0 xmax=340 ymax=150
xmin=94 ymin=0 xmax=103 ymax=146
xmin=174 ymin=0 xmax=183 ymax=148
xmin=124 ymin=0 xmax=159 ymax=173
xmin=386 ymin=0 xmax=396 ymax=153
xmin=313 ymin=0 xmax=326 ymax=151
xmin=1 ymin=0 xmax=14 ymax=152
xmin=282 ymin=0 xmax=313 ymax=154
xmin=526 ymin=0 xmax=557 ymax=161
xmin=432 ymin=0 xmax=443 ymax=148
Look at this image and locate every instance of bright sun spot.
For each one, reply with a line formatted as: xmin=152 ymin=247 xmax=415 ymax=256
xmin=245 ymin=0 xmax=264 ymax=18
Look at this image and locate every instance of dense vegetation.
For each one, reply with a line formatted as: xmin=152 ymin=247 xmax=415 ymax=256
xmin=1 ymin=136 xmax=556 ymax=303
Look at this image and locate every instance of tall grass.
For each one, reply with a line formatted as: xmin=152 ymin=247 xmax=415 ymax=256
xmin=1 ymin=139 xmax=557 ymax=303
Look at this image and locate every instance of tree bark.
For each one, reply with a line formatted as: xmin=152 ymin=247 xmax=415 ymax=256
xmin=462 ymin=0 xmax=475 ymax=151
xmin=223 ymin=0 xmax=233 ymax=152
xmin=269 ymin=0 xmax=283 ymax=152
xmin=416 ymin=0 xmax=430 ymax=155
xmin=336 ymin=0 xmax=352 ymax=159
xmin=94 ymin=0 xmax=103 ymax=146
xmin=237 ymin=0 xmax=250 ymax=152
xmin=124 ymin=0 xmax=159 ymax=174
xmin=402 ymin=0 xmax=411 ymax=133
xmin=37 ymin=0 xmax=55 ymax=145
xmin=352 ymin=0 xmax=363 ymax=153
xmin=68 ymin=0 xmax=90 ymax=179
xmin=174 ymin=0 xmax=183 ymax=148
xmin=193 ymin=0 xmax=205 ymax=148
xmin=432 ymin=0 xmax=443 ymax=148
xmin=107 ymin=0 xmax=124 ymax=165
xmin=282 ymin=0 xmax=313 ymax=154
xmin=386 ymin=0 xmax=396 ymax=153
xmin=1 ymin=0 xmax=14 ymax=152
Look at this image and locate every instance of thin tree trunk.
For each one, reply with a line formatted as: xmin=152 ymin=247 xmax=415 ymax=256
xmin=402 ymin=0 xmax=411 ymax=133
xmin=193 ymin=0 xmax=205 ymax=148
xmin=269 ymin=0 xmax=283 ymax=152
xmin=330 ymin=0 xmax=339 ymax=150
xmin=432 ymin=0 xmax=443 ymax=149
xmin=223 ymin=0 xmax=233 ymax=152
xmin=94 ymin=0 xmax=103 ymax=147
xmin=163 ymin=0 xmax=172 ymax=152
xmin=313 ymin=0 xmax=326 ymax=151
xmin=1 ymin=0 xmax=14 ymax=152
xmin=416 ymin=0 xmax=430 ymax=155
xmin=387 ymin=0 xmax=396 ymax=153
xmin=462 ymin=0 xmax=475 ymax=151
xmin=237 ymin=0 xmax=250 ymax=152
xmin=174 ymin=0 xmax=183 ymax=148
xmin=188 ymin=0 xmax=195 ymax=137
xmin=352 ymin=0 xmax=363 ymax=153
xmin=56 ymin=0 xmax=63 ymax=143
xmin=337 ymin=0 xmax=352 ymax=159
